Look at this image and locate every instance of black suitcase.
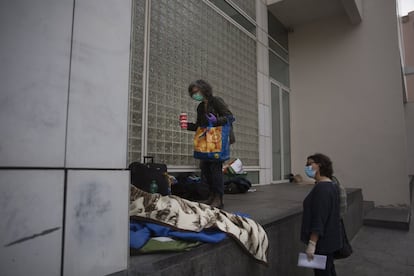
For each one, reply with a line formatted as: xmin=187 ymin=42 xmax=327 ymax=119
xmin=129 ymin=156 xmax=169 ymax=195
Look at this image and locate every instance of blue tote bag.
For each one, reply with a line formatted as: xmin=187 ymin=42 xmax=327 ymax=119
xmin=193 ymin=119 xmax=232 ymax=162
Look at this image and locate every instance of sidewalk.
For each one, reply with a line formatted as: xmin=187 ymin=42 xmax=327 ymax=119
xmin=336 ymin=199 xmax=414 ymax=275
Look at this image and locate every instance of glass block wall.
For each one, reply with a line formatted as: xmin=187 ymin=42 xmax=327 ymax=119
xmin=129 ymin=0 xmax=258 ymax=167
xmin=128 ymin=1 xmax=145 ymax=163
xmin=230 ymin=0 xmax=256 ymax=20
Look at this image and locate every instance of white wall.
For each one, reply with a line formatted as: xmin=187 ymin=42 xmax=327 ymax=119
xmin=0 ymin=0 xmax=72 ymax=167
xmin=257 ymin=0 xmax=273 ymax=184
xmin=289 ymin=0 xmax=410 ymax=206
xmin=0 ymin=170 xmax=64 ymax=276
xmin=0 ymin=0 xmax=131 ymax=275
xmin=63 ymin=170 xmax=129 ymax=276
xmin=66 ymin=0 xmax=130 ymax=169
xmin=405 ymin=103 xmax=414 ymax=175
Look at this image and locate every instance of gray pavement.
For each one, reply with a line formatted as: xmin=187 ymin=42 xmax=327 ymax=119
xmin=336 ymin=198 xmax=414 ymax=275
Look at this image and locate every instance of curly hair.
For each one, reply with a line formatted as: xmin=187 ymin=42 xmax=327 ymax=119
xmin=188 ymin=79 xmax=213 ymax=99
xmin=307 ymin=153 xmax=334 ymax=178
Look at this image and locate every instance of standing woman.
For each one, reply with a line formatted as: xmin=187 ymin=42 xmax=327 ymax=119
xmin=183 ymin=79 xmax=235 ymax=209
xmin=301 ymin=153 xmax=341 ymax=276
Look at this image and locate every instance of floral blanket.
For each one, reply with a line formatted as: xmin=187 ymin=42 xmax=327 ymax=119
xmin=129 ymin=186 xmax=268 ymax=264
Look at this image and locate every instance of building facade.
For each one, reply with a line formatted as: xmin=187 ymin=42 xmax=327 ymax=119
xmin=282 ymin=0 xmax=411 ymax=207
xmin=401 ymin=9 xmax=414 ymax=176
xmin=401 ymin=11 xmax=414 ymax=103
xmin=0 ymin=0 xmax=412 ymax=275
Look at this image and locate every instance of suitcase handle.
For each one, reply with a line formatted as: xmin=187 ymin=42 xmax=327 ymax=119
xmin=143 ymin=156 xmax=154 ymax=164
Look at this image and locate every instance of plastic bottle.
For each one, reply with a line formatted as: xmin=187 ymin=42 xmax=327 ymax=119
xmin=149 ymin=180 xmax=158 ymax=194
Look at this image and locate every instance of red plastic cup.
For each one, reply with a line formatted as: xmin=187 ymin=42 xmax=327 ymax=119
xmin=179 ymin=113 xmax=188 ymax=129
xmin=180 ymin=121 xmax=188 ymax=129
xmin=179 ymin=112 xmax=187 ymax=122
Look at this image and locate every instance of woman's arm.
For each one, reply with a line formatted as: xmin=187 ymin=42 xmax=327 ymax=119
xmin=212 ymin=97 xmax=233 ymax=126
xmin=305 ymin=232 xmax=319 ymax=260
xmin=306 ymin=185 xmax=331 ymax=260
xmin=186 ymin=123 xmax=197 ymax=131
xmin=310 ymin=185 xmax=331 ymax=237
xmin=309 ymin=232 xmax=319 ymax=243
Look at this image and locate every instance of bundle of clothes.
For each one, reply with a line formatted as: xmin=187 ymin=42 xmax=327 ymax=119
xmin=129 ymin=185 xmax=269 ymax=264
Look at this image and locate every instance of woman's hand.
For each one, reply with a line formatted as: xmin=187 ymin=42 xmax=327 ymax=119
xmin=205 ymin=113 xmax=217 ymax=124
xmin=306 ymin=240 xmax=316 ymax=260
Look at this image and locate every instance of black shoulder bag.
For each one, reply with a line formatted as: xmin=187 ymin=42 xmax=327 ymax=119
xmin=333 ymin=181 xmax=353 ymax=259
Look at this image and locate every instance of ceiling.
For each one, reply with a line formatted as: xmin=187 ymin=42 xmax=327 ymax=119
xmin=267 ymin=0 xmax=347 ymax=29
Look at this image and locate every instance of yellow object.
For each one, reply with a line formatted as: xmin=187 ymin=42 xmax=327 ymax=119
xmin=194 ymin=126 xmax=222 ymax=153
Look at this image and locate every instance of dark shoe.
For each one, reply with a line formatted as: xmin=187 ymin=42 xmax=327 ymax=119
xmin=210 ymin=193 xmax=224 ymax=209
xmin=199 ymin=193 xmax=214 ymax=205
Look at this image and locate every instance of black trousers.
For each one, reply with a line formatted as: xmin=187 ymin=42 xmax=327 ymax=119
xmin=200 ymin=160 xmax=224 ymax=195
xmin=314 ymin=254 xmax=336 ymax=276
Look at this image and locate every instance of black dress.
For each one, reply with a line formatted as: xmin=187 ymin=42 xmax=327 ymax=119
xmin=301 ymin=181 xmax=342 ymax=276
xmin=301 ymin=181 xmax=342 ymax=254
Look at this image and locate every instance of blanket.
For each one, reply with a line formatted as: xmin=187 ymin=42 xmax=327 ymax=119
xmin=129 ymin=186 xmax=269 ymax=264
xmin=130 ymin=221 xmax=227 ymax=249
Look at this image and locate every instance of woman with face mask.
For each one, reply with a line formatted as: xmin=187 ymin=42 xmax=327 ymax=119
xmin=181 ymin=79 xmax=235 ymax=209
xmin=301 ymin=153 xmax=342 ymax=276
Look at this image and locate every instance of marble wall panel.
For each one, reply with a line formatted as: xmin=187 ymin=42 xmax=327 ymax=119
xmin=65 ymin=0 xmax=132 ymax=169
xmin=63 ymin=170 xmax=129 ymax=276
xmin=0 ymin=0 xmax=73 ymax=167
xmin=0 ymin=170 xmax=64 ymax=275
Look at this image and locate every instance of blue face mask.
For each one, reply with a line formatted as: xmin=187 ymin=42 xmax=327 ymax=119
xmin=192 ymin=93 xmax=204 ymax=101
xmin=305 ymin=165 xmax=316 ymax=178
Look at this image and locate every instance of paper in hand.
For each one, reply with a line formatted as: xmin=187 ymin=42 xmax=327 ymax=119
xmin=297 ymin=252 xmax=327 ymax=270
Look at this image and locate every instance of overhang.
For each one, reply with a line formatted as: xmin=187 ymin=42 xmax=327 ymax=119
xmin=267 ymin=0 xmax=362 ymax=29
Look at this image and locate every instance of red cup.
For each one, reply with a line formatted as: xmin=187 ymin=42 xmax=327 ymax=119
xmin=179 ymin=112 xmax=187 ymax=122
xmin=180 ymin=113 xmax=188 ymax=129
xmin=180 ymin=121 xmax=188 ymax=129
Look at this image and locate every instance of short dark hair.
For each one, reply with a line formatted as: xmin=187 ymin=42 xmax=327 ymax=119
xmin=188 ymin=79 xmax=213 ymax=99
xmin=307 ymin=153 xmax=334 ymax=178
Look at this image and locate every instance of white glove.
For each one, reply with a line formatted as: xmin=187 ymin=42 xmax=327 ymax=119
xmin=306 ymin=240 xmax=316 ymax=260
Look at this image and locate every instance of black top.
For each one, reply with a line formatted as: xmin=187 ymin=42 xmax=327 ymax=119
xmin=187 ymin=96 xmax=235 ymax=144
xmin=301 ymin=181 xmax=342 ymax=254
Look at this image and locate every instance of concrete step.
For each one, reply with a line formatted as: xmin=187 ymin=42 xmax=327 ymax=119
xmin=363 ymin=200 xmax=374 ymax=217
xmin=363 ymin=207 xmax=411 ymax=231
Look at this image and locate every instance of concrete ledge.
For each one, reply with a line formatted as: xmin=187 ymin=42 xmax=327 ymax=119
xmin=363 ymin=207 xmax=411 ymax=231
xmin=363 ymin=200 xmax=375 ymax=217
xmin=343 ymin=188 xmax=364 ymax=239
xmin=120 ymin=183 xmax=363 ymax=276
xmin=340 ymin=0 xmax=363 ymax=24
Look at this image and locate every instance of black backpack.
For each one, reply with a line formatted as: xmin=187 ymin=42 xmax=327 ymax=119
xmin=171 ymin=173 xmax=209 ymax=200
xmin=224 ymin=177 xmax=251 ymax=194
